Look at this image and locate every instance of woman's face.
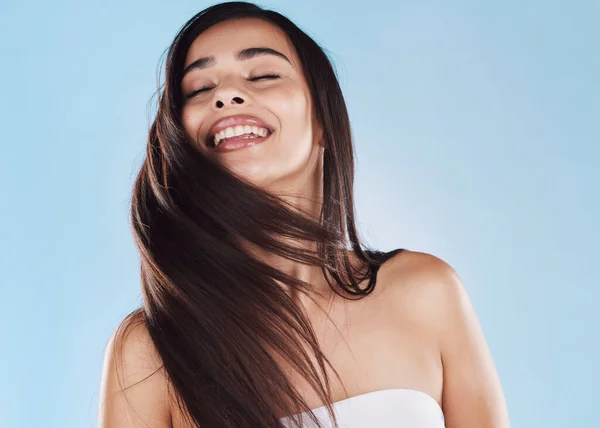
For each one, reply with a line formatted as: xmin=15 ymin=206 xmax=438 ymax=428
xmin=180 ymin=18 xmax=323 ymax=190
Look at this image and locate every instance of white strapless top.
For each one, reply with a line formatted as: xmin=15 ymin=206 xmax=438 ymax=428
xmin=279 ymin=388 xmax=445 ymax=428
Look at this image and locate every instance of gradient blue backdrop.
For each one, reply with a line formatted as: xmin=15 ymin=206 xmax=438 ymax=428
xmin=1 ymin=1 xmax=598 ymax=427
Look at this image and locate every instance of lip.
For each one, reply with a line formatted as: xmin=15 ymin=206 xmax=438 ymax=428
xmin=206 ymin=114 xmax=274 ymax=147
xmin=212 ymin=133 xmax=272 ymax=152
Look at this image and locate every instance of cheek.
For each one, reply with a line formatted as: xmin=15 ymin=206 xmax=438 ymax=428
xmin=266 ymin=86 xmax=311 ymax=134
xmin=181 ymin=107 xmax=203 ymax=142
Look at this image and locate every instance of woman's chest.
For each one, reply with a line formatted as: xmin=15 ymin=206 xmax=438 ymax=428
xmin=280 ymin=289 xmax=443 ymax=412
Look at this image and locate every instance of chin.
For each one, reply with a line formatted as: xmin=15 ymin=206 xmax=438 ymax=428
xmin=224 ymin=162 xmax=276 ymax=187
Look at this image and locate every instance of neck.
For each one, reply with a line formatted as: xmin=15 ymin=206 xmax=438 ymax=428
xmin=255 ymin=148 xmax=334 ymax=307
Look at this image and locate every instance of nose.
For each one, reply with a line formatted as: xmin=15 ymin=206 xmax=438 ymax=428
xmin=212 ymin=76 xmax=248 ymax=109
xmin=215 ymin=96 xmax=244 ymax=108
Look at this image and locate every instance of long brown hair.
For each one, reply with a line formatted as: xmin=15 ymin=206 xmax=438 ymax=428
xmin=114 ymin=2 xmax=404 ymax=427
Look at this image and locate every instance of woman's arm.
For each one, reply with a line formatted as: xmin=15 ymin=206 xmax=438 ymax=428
xmin=98 ymin=320 xmax=172 ymax=427
xmin=432 ymin=257 xmax=510 ymax=427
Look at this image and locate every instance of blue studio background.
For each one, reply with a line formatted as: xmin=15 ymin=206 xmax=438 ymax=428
xmin=1 ymin=1 xmax=598 ymax=427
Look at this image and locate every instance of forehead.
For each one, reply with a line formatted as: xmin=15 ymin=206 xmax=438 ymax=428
xmin=184 ymin=18 xmax=296 ymax=68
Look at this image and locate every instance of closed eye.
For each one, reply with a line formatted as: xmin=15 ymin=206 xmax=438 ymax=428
xmin=248 ymin=73 xmax=281 ymax=81
xmin=185 ymin=73 xmax=281 ymax=100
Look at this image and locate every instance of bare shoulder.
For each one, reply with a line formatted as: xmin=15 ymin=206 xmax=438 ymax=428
xmin=377 ymin=249 xmax=463 ymax=329
xmin=381 ymin=250 xmax=510 ymax=427
xmin=98 ymin=309 xmax=173 ymax=428
xmin=381 ymin=249 xmax=459 ymax=286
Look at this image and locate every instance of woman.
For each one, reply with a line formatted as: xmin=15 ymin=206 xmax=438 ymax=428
xmin=99 ymin=2 xmax=510 ymax=427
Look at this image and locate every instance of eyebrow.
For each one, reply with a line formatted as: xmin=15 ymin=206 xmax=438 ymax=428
xmin=182 ymin=47 xmax=291 ymax=80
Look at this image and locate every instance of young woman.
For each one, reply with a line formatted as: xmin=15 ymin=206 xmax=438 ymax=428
xmin=99 ymin=2 xmax=510 ymax=427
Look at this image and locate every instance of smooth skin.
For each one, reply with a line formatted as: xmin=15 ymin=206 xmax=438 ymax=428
xmin=99 ymin=17 xmax=510 ymax=428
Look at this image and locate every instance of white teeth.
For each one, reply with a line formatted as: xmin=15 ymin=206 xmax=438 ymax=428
xmin=213 ymin=125 xmax=270 ymax=146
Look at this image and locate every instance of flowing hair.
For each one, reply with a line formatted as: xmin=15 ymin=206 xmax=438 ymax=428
xmin=113 ymin=2 xmax=404 ymax=427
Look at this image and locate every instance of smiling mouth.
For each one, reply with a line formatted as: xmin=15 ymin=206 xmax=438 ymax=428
xmin=207 ymin=128 xmax=274 ymax=149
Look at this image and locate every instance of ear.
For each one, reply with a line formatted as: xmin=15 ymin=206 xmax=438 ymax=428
xmin=315 ymin=123 xmax=325 ymax=148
